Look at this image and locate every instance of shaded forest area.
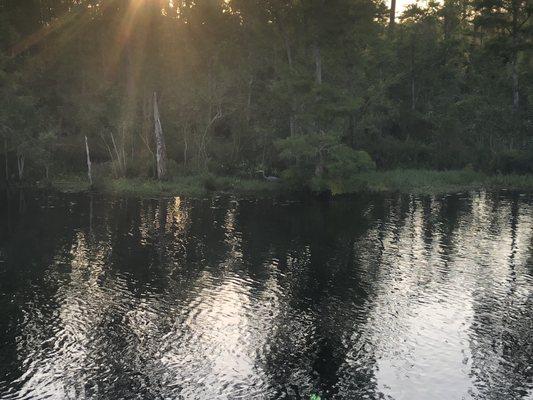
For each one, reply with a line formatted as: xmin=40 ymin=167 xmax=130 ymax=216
xmin=0 ymin=0 xmax=531 ymax=191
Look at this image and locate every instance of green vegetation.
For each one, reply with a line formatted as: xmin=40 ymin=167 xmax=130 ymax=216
xmin=28 ymin=170 xmax=533 ymax=198
xmin=0 ymin=0 xmax=531 ymax=194
xmin=342 ymin=169 xmax=533 ymax=194
xmin=35 ymin=174 xmax=284 ymax=197
xmin=276 ymin=131 xmax=377 ymax=191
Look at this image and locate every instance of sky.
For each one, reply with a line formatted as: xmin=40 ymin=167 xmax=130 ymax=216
xmin=395 ymin=0 xmax=421 ymax=14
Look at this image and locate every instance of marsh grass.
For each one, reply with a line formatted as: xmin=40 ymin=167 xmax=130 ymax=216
xmin=40 ymin=170 xmax=533 ymax=197
xmin=39 ymin=174 xmax=283 ymax=197
xmin=343 ymin=169 xmax=533 ymax=194
xmin=37 ymin=175 xmax=92 ymax=193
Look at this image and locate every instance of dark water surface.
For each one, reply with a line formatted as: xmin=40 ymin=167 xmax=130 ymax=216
xmin=0 ymin=190 xmax=532 ymax=400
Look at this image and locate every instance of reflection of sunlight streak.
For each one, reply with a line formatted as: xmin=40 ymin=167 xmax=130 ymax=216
xmin=337 ymin=193 xmax=533 ymax=399
xmin=373 ymin=296 xmax=475 ymax=400
xmin=105 ymin=0 xmax=147 ymax=80
xmin=9 ymin=0 xmax=150 ymax=130
xmin=168 ymin=197 xmax=189 ymax=233
xmin=10 ymin=15 xmax=69 ymax=58
xmin=8 ymin=3 xmax=98 ymax=58
xmin=15 ymin=231 xmax=113 ymax=398
xmin=10 ymin=6 xmax=94 ymax=59
xmin=157 ymin=271 xmax=282 ymax=398
xmin=139 ymin=200 xmax=155 ymax=244
xmin=224 ymin=202 xmax=243 ymax=259
xmin=7 ymin=193 xmax=532 ymax=399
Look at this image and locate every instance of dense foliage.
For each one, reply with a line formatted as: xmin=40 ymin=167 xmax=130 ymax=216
xmin=0 ymin=0 xmax=531 ymax=189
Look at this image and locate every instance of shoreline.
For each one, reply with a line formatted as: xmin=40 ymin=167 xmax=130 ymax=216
xmin=8 ymin=169 xmax=533 ymax=198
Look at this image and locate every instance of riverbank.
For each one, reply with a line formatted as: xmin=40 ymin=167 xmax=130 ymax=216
xmin=21 ymin=169 xmax=533 ymax=197
xmin=342 ymin=169 xmax=533 ymax=195
xmin=35 ymin=174 xmax=282 ymax=197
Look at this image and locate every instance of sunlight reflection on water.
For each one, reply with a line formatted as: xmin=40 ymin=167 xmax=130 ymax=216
xmin=0 ymin=190 xmax=532 ymax=399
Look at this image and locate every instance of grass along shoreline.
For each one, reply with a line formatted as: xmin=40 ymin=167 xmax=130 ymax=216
xmin=26 ymin=169 xmax=533 ymax=197
xmin=36 ymin=174 xmax=283 ymax=197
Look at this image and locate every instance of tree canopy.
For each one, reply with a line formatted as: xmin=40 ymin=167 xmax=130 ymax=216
xmin=0 ymin=0 xmax=531 ymax=188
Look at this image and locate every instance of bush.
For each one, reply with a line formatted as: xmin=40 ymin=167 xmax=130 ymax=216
xmin=490 ymin=149 xmax=533 ymax=174
xmin=200 ymin=173 xmax=218 ymax=191
xmin=125 ymin=155 xmax=155 ymax=178
xmin=276 ymin=132 xmax=376 ymax=192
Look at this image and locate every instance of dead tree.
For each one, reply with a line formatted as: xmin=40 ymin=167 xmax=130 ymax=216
xmin=85 ymin=136 xmax=93 ymax=186
xmin=153 ymin=92 xmax=167 ymax=180
xmin=16 ymin=151 xmax=24 ymax=181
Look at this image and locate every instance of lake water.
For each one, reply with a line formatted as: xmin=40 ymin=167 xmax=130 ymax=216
xmin=0 ymin=190 xmax=532 ymax=400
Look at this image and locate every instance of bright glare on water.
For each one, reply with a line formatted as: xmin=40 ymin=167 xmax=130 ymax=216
xmin=0 ymin=190 xmax=532 ymax=399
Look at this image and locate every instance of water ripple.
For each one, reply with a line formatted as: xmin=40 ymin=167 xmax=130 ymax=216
xmin=0 ymin=191 xmax=532 ymax=399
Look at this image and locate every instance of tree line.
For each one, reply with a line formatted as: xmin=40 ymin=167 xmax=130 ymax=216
xmin=0 ymin=0 xmax=531 ymax=189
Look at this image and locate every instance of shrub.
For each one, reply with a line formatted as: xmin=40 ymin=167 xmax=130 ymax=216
xmin=276 ymin=132 xmax=376 ymax=192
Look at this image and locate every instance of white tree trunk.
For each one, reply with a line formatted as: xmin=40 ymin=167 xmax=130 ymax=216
xmin=153 ymin=92 xmax=167 ymax=180
xmin=85 ymin=136 xmax=93 ymax=186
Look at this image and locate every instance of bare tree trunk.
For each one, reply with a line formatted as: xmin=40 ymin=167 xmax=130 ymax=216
xmin=17 ymin=152 xmax=24 ymax=181
xmin=109 ymin=131 xmax=122 ymax=175
xmin=153 ymin=92 xmax=167 ymax=180
xmin=389 ymin=0 xmax=396 ymax=34
xmin=85 ymin=136 xmax=93 ymax=186
xmin=199 ymin=108 xmax=222 ymax=170
xmin=246 ymin=77 xmax=254 ymax=128
xmin=109 ymin=131 xmax=125 ymax=176
xmin=290 ymin=115 xmax=296 ymax=136
xmin=100 ymin=132 xmax=118 ymax=178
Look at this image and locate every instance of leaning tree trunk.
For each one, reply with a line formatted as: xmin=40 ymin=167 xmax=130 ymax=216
xmin=85 ymin=136 xmax=93 ymax=186
xmin=153 ymin=92 xmax=167 ymax=180
xmin=17 ymin=152 xmax=24 ymax=181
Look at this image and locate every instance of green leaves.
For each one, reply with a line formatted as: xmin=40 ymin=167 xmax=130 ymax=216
xmin=0 ymin=0 xmax=531 ymax=183
xmin=276 ymin=131 xmax=376 ymax=191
